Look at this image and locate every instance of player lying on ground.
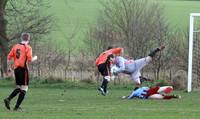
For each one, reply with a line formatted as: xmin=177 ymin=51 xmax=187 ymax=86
xmin=111 ymin=45 xmax=165 ymax=87
xmin=4 ymin=32 xmax=37 ymax=111
xmin=122 ymin=86 xmax=181 ymax=100
xmin=96 ymin=46 xmax=123 ymax=96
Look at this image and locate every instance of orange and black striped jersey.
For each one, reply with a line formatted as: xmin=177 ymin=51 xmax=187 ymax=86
xmin=7 ymin=43 xmax=32 ymax=69
xmin=95 ymin=47 xmax=123 ymax=66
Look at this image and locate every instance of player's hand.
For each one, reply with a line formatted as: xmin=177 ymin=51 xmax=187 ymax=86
xmin=32 ymin=56 xmax=38 ymax=62
xmin=111 ymin=65 xmax=118 ymax=76
xmin=6 ymin=68 xmax=13 ymax=77
xmin=159 ymin=45 xmax=165 ymax=51
xmin=7 ymin=63 xmax=14 ymax=70
xmin=111 ymin=75 xmax=115 ymax=80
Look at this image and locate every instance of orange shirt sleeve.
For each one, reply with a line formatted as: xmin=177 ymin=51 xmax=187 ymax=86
xmin=26 ymin=45 xmax=32 ymax=62
xmin=7 ymin=46 xmax=15 ymax=61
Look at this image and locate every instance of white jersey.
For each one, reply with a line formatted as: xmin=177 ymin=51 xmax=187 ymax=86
xmin=114 ymin=56 xmax=135 ymax=74
xmin=113 ymin=56 xmax=152 ymax=83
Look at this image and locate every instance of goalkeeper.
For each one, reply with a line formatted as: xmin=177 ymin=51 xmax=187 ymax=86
xmin=111 ymin=45 xmax=165 ymax=87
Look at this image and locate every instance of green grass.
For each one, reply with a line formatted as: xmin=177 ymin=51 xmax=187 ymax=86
xmin=46 ymin=0 xmax=200 ymax=50
xmin=161 ymin=0 xmax=200 ymax=29
xmin=48 ymin=0 xmax=103 ymax=50
xmin=0 ymin=87 xmax=200 ymax=119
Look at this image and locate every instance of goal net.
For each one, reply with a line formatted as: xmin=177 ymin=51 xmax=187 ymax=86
xmin=188 ymin=13 xmax=200 ymax=92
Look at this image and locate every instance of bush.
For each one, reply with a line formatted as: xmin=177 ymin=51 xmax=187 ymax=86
xmin=155 ymin=79 xmax=171 ymax=86
xmin=80 ymin=78 xmax=96 ymax=84
xmin=172 ymin=70 xmax=187 ymax=90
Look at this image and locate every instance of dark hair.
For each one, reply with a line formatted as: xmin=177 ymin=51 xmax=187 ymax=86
xmin=134 ymin=87 xmax=139 ymax=91
xmin=107 ymin=54 xmax=114 ymax=59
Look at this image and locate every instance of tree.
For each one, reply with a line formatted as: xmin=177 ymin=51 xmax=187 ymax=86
xmin=0 ymin=0 xmax=53 ymax=77
xmin=86 ymin=0 xmax=170 ymax=80
xmin=99 ymin=0 xmax=169 ymax=57
xmin=0 ymin=0 xmax=9 ymax=77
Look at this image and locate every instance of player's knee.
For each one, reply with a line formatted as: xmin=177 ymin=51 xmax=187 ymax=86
xmin=164 ymin=86 xmax=173 ymax=94
xmin=136 ymin=82 xmax=141 ymax=86
xmin=134 ymin=78 xmax=141 ymax=85
xmin=20 ymin=85 xmax=28 ymax=92
xmin=104 ymin=76 xmax=111 ymax=82
xmin=20 ymin=90 xmax=26 ymax=94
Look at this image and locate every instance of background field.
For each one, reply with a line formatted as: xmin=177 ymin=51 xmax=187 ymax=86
xmin=48 ymin=0 xmax=200 ymax=49
xmin=1 ymin=0 xmax=200 ymax=119
xmin=0 ymin=86 xmax=200 ymax=119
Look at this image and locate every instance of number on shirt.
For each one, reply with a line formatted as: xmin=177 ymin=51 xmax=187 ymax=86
xmin=16 ymin=49 xmax=21 ymax=59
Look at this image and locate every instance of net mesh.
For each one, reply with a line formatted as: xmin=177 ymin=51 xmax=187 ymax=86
xmin=192 ymin=17 xmax=200 ymax=90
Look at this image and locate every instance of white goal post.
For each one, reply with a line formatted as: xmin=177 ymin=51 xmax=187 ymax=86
xmin=188 ymin=13 xmax=200 ymax=92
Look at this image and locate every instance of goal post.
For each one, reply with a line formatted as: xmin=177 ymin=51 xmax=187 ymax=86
xmin=188 ymin=13 xmax=200 ymax=92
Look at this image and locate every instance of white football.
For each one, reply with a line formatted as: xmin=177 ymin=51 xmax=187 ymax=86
xmin=32 ymin=56 xmax=38 ymax=62
xmin=111 ymin=65 xmax=118 ymax=74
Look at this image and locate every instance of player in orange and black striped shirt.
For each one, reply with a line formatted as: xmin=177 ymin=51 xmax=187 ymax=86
xmin=4 ymin=32 xmax=37 ymax=111
xmin=96 ymin=46 xmax=123 ymax=96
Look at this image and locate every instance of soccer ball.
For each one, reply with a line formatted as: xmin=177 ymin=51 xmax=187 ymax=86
xmin=111 ymin=65 xmax=118 ymax=75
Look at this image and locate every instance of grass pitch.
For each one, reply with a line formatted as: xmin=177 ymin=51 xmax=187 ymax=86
xmin=0 ymin=87 xmax=200 ymax=119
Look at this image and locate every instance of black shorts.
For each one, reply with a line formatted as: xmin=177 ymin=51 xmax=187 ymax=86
xmin=98 ymin=63 xmax=111 ymax=77
xmin=14 ymin=67 xmax=29 ymax=85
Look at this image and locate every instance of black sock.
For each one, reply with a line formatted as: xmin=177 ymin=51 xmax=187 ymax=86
xmin=139 ymin=76 xmax=149 ymax=83
xmin=15 ymin=90 xmax=26 ymax=109
xmin=148 ymin=48 xmax=160 ymax=58
xmin=101 ymin=78 xmax=108 ymax=93
xmin=7 ymin=88 xmax=21 ymax=101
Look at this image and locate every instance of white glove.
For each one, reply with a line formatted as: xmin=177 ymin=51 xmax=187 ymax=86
xmin=32 ymin=56 xmax=38 ymax=62
xmin=111 ymin=65 xmax=118 ymax=76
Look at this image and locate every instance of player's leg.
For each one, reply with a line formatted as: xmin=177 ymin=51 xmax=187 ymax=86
xmin=102 ymin=63 xmax=111 ymax=94
xmin=98 ymin=55 xmax=114 ymax=96
xmin=131 ymin=71 xmax=142 ymax=86
xmin=4 ymin=87 xmax=21 ymax=110
xmin=146 ymin=86 xmax=160 ymax=97
xmin=134 ymin=57 xmax=151 ymax=71
xmin=132 ymin=46 xmax=165 ymax=84
xmin=98 ymin=63 xmax=110 ymax=96
xmin=126 ymin=90 xmax=135 ymax=99
xmin=147 ymin=87 xmax=173 ymax=100
xmin=139 ymin=76 xmax=153 ymax=83
xmin=148 ymin=45 xmax=165 ymax=58
xmin=147 ymin=86 xmax=181 ymax=100
xmin=148 ymin=94 xmax=164 ymax=99
xmin=14 ymin=86 xmax=28 ymax=111
xmin=126 ymin=87 xmax=140 ymax=99
xmin=158 ymin=86 xmax=173 ymax=94
xmin=162 ymin=95 xmax=181 ymax=99
xmin=134 ymin=46 xmax=164 ymax=71
xmin=13 ymin=68 xmax=29 ymax=111
xmin=148 ymin=94 xmax=181 ymax=100
xmin=4 ymin=68 xmax=22 ymax=110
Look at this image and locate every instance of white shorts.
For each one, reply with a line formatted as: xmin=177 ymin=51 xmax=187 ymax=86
xmin=130 ymin=56 xmax=152 ymax=84
xmin=16 ymin=85 xmax=28 ymax=91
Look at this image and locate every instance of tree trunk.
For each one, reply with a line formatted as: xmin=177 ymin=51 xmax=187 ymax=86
xmin=0 ymin=0 xmax=8 ymax=78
